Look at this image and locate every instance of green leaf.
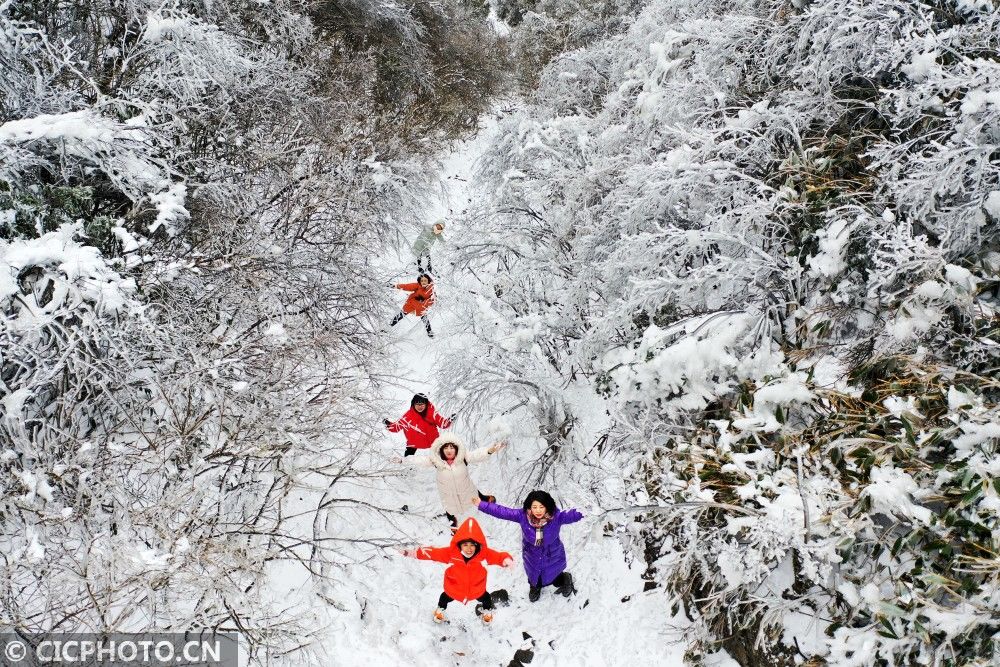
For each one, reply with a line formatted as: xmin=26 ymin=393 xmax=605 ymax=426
xmin=891 ymin=535 xmax=904 ymax=556
xmin=878 ymin=602 xmax=907 ymax=618
xmin=831 ymin=447 xmax=843 ymax=466
xmin=920 ymin=573 xmax=952 ymax=587
xmin=960 ymin=483 xmax=984 ymax=507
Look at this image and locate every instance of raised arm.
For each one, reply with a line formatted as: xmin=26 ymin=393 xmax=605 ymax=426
xmin=557 ymin=508 xmax=584 ymax=525
xmin=430 ymin=408 xmax=452 ymax=429
xmin=466 ymin=441 xmax=507 ymax=465
xmin=476 ymin=500 xmax=522 ymax=523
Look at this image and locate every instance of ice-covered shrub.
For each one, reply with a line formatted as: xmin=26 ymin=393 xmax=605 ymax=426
xmin=451 ymin=0 xmax=1000 ymax=663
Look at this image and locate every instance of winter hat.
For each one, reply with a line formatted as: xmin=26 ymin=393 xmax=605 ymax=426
xmin=411 ymin=393 xmax=429 ymax=408
xmin=522 ymin=490 xmax=556 ymax=516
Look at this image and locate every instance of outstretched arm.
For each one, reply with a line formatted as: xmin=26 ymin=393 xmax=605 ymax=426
xmin=557 ymin=508 xmax=584 ymax=525
xmin=475 ymin=500 xmax=522 ymax=523
xmin=405 ymin=546 xmax=451 ymax=563
xmin=481 ymin=547 xmax=514 ymax=567
xmin=395 ymin=282 xmax=419 ymax=292
xmin=396 ymin=454 xmax=433 ymax=468
xmin=466 ymin=441 xmax=507 ymax=464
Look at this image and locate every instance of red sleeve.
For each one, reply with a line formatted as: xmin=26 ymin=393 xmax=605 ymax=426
xmin=429 ymin=407 xmax=451 ymax=429
xmin=396 ymin=282 xmax=418 ymax=292
xmin=414 ymin=546 xmax=451 ymax=564
xmin=481 ymin=547 xmax=512 ymax=567
xmin=386 ymin=417 xmax=404 ymax=433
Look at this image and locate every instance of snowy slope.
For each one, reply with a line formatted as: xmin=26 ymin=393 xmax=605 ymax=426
xmin=263 ymin=108 xmax=697 ymax=666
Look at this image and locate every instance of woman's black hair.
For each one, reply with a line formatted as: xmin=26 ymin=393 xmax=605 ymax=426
xmin=417 ymin=273 xmax=433 ymax=284
xmin=522 ymin=490 xmax=556 ymax=516
xmin=410 ymin=393 xmax=429 ymax=408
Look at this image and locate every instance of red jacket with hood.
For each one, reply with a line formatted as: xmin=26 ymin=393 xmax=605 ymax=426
xmin=397 ymin=281 xmax=434 ymax=316
xmin=387 ymin=401 xmax=451 ymax=449
xmin=413 ymin=517 xmax=512 ymax=602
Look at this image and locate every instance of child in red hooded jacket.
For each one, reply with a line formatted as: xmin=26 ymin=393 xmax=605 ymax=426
xmin=402 ymin=516 xmax=514 ymax=624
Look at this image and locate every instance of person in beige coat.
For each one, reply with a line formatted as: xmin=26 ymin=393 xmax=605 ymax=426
xmin=396 ymin=433 xmax=507 ymax=530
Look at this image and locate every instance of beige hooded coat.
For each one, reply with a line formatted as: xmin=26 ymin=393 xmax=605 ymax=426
xmin=405 ymin=433 xmax=495 ymax=518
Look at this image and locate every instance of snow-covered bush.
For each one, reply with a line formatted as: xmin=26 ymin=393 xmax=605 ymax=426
xmin=454 ymin=0 xmax=1000 ymax=663
xmin=0 ymin=0 xmax=506 ymax=654
xmin=310 ymin=0 xmax=510 ymax=138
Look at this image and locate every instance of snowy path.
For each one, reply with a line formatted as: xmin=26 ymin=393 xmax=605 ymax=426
xmin=297 ymin=110 xmax=698 ymax=666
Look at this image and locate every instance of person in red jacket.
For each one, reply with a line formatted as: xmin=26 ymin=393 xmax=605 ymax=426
xmin=384 ymin=393 xmax=454 ymax=456
xmin=388 ymin=273 xmax=435 ymax=337
xmin=401 ymin=516 xmax=514 ymax=624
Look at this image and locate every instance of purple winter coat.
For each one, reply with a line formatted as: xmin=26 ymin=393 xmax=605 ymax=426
xmin=478 ymin=501 xmax=583 ymax=586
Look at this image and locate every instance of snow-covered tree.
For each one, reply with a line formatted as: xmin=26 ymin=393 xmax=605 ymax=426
xmin=451 ymin=0 xmax=1000 ymax=663
xmin=1 ymin=0 xmax=505 ymax=655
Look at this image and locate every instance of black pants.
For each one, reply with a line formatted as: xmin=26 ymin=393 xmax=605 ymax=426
xmin=389 ymin=311 xmax=433 ymax=336
xmin=403 ymin=447 xmax=417 ymax=457
xmin=438 ymin=591 xmax=492 ymax=610
xmin=533 ymin=572 xmax=570 ymax=589
xmin=417 ymin=254 xmax=432 ymax=274
xmin=445 ymin=492 xmax=493 ymax=527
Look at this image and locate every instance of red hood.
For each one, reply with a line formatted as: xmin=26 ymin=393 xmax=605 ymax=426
xmin=450 ymin=516 xmax=488 ymax=551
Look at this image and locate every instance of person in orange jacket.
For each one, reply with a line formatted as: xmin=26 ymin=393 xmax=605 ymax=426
xmin=401 ymin=516 xmax=514 ymax=624
xmin=388 ymin=273 xmax=435 ymax=337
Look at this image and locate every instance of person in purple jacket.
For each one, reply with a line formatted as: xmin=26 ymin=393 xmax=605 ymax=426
xmin=473 ymin=490 xmax=583 ymax=602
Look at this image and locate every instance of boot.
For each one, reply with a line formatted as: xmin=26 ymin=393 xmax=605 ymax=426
xmin=433 ymin=607 xmax=447 ymax=624
xmin=475 ymin=604 xmax=493 ymax=624
xmin=556 ymin=572 xmax=575 ymax=597
xmin=528 ymin=585 xmax=541 ymax=603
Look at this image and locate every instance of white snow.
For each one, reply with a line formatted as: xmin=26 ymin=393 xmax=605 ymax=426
xmin=807 ymin=218 xmax=856 ymax=278
xmin=148 ymin=183 xmax=188 ymax=236
xmin=943 ymin=263 xmax=978 ymax=293
xmin=17 ymin=469 xmax=55 ymax=503
xmin=862 ymin=466 xmax=932 ymax=525
xmin=920 ymin=604 xmax=981 ymax=639
xmin=959 ymin=88 xmax=1000 ymax=114
xmin=952 ymin=421 xmax=1000 ymax=459
xmin=914 ymin=280 xmax=945 ymax=300
xmin=0 ymin=110 xmax=118 ymax=144
xmin=143 ymin=12 xmax=193 ymax=42
xmin=24 ymin=528 xmax=46 ymax=563
xmin=985 ymin=191 xmax=1000 ymax=219
xmin=901 ymin=51 xmax=937 ymax=82
xmin=947 ymin=385 xmax=980 ymax=411
xmin=739 ymin=373 xmax=814 ymax=432
xmin=0 ymin=223 xmax=135 ymax=312
xmin=290 ymin=108 xmax=694 ymax=666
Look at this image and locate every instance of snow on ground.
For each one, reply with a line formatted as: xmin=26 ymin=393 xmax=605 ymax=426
xmin=267 ymin=108 xmax=691 ymax=666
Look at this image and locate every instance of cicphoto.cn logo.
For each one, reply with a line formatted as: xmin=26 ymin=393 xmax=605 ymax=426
xmin=0 ymin=633 xmax=240 ymax=666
